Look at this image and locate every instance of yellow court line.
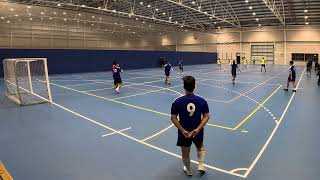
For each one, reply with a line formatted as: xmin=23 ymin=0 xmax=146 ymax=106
xmin=0 ymin=161 xmax=13 ymax=180
xmin=207 ymin=123 xmax=235 ymax=130
xmin=226 ymin=71 xmax=284 ymax=103
xmin=243 ymin=67 xmax=306 ymax=178
xmin=51 ymin=82 xmax=234 ymax=130
xmin=127 ymin=86 xmax=178 ymax=96
xmin=51 ymin=102 xmax=244 ymax=178
xmin=113 ymin=84 xmax=182 ymax=100
xmin=51 ymin=82 xmax=171 ymax=117
xmin=232 ymin=85 xmax=282 ymax=130
xmin=51 ymin=82 xmax=281 ymax=132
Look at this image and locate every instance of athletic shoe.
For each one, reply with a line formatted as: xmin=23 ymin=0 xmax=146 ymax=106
xmin=115 ymin=88 xmax=120 ymax=93
xmin=183 ymin=166 xmax=193 ymax=176
xmin=284 ymin=89 xmax=288 ymax=91
xmin=198 ymin=164 xmax=206 ymax=174
xmin=293 ymin=89 xmax=297 ymax=92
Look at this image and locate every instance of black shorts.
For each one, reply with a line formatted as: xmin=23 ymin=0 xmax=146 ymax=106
xmin=288 ymin=77 xmax=295 ymax=82
xmin=179 ymin=67 xmax=183 ymax=70
xmin=177 ymin=130 xmax=203 ymax=147
xmin=307 ymin=67 xmax=311 ymax=71
xmin=114 ymin=77 xmax=122 ymax=84
xmin=165 ymin=72 xmax=170 ymax=76
xmin=261 ymin=64 xmax=266 ymax=67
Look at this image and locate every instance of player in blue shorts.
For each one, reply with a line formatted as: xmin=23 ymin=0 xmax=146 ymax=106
xmin=231 ymin=60 xmax=241 ymax=85
xmin=164 ymin=61 xmax=172 ymax=85
xmin=112 ymin=62 xmax=123 ymax=93
xmin=171 ymin=76 xmax=210 ymax=176
xmin=284 ymin=61 xmax=297 ymax=92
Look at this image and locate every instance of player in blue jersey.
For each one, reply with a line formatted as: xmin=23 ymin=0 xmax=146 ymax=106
xmin=171 ymin=76 xmax=210 ymax=176
xmin=284 ymin=61 xmax=297 ymax=92
xmin=231 ymin=60 xmax=241 ymax=85
xmin=178 ymin=59 xmax=184 ymax=75
xmin=112 ymin=62 xmax=123 ymax=93
xmin=164 ymin=61 xmax=172 ymax=85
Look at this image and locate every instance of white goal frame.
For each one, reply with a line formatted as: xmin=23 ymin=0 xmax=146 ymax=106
xmin=3 ymin=58 xmax=52 ymax=105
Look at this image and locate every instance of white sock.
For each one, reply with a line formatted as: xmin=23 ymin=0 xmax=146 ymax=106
xmin=197 ymin=150 xmax=205 ymax=166
xmin=183 ymin=158 xmax=191 ymax=171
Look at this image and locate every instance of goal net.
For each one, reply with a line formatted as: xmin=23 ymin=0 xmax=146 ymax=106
xmin=3 ymin=58 xmax=52 ymax=106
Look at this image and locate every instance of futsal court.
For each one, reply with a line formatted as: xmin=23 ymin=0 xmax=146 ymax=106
xmin=1 ymin=0 xmax=320 ymax=180
xmin=1 ymin=63 xmax=319 ymax=180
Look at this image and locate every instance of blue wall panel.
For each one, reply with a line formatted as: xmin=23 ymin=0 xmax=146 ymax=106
xmin=0 ymin=49 xmax=217 ymax=77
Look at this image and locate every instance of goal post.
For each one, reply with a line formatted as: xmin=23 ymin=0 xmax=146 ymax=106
xmin=2 ymin=58 xmax=52 ymax=106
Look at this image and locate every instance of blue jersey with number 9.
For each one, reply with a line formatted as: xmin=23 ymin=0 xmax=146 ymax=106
xmin=171 ymin=94 xmax=209 ymax=132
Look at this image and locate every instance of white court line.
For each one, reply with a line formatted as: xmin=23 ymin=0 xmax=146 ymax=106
xmin=83 ymin=77 xmax=181 ymax=93
xmin=226 ymin=71 xmax=284 ymax=103
xmin=200 ymin=79 xmax=281 ymax=86
xmin=51 ymin=101 xmax=243 ymax=178
xmin=112 ymin=84 xmax=182 ymax=100
xmin=205 ymin=98 xmax=229 ymax=103
xmin=230 ymin=168 xmax=249 ymax=174
xmin=102 ymin=127 xmax=132 ymax=137
xmin=83 ymin=84 xmax=135 ymax=93
xmin=50 ymin=79 xmax=110 ymax=82
xmin=141 ymin=124 xmax=175 ymax=142
xmin=243 ymin=67 xmax=306 ymax=178
xmin=65 ymin=82 xmax=110 ymax=87
xmin=126 ymin=86 xmax=177 ymax=96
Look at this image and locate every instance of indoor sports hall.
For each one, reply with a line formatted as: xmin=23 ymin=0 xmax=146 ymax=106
xmin=0 ymin=1 xmax=319 ymax=180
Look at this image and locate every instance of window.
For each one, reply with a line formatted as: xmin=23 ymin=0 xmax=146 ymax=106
xmin=292 ymin=53 xmax=319 ymax=61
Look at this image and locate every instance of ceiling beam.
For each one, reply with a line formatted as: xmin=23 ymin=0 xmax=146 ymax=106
xmin=16 ymin=0 xmax=198 ymax=29
xmin=166 ymin=0 xmax=241 ymax=28
xmin=263 ymin=0 xmax=286 ymax=25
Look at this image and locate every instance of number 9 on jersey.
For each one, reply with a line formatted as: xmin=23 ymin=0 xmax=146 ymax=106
xmin=187 ymin=103 xmax=196 ymax=117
